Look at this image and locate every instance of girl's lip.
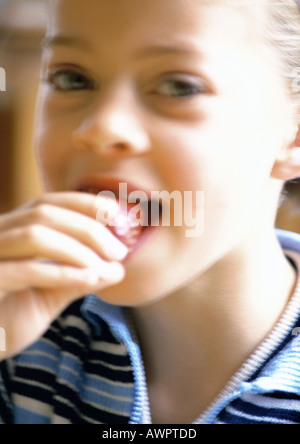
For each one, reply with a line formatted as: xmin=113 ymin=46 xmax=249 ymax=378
xmin=73 ymin=173 xmax=162 ymax=226
xmin=73 ymin=174 xmax=155 ymax=200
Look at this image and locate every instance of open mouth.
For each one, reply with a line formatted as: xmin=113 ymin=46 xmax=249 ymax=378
xmin=78 ymin=182 xmax=162 ymax=252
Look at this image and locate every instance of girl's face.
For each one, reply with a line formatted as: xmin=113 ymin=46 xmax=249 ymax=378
xmin=35 ymin=0 xmax=295 ymax=305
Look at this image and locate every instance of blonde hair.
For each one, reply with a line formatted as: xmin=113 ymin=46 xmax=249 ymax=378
xmin=268 ymin=0 xmax=300 ymax=107
xmin=208 ymin=0 xmax=300 ymax=111
xmin=271 ymin=1 xmax=300 ymax=198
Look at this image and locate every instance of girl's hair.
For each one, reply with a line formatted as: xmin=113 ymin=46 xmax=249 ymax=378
xmin=212 ymin=0 xmax=300 ymax=113
xmin=269 ymin=0 xmax=300 ymax=109
xmin=272 ymin=1 xmax=300 ymax=201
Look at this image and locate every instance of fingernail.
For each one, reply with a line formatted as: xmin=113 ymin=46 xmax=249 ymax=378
xmin=108 ymin=241 xmax=129 ymax=261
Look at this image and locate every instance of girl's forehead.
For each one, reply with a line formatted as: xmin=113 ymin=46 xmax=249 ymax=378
xmin=47 ymin=0 xmax=257 ymax=48
xmin=49 ymin=0 xmax=208 ymax=27
xmin=48 ymin=0 xmax=251 ymax=26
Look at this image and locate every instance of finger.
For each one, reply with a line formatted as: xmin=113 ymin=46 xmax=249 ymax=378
xmin=0 ymin=204 xmax=128 ymax=261
xmin=0 ymin=192 xmax=120 ymax=229
xmin=0 ymin=225 xmax=120 ymax=269
xmin=0 ymin=260 xmax=125 ymax=294
xmin=21 ymin=192 xmax=120 ymax=223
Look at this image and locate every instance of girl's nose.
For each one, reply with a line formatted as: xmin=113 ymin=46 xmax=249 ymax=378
xmin=72 ymin=91 xmax=151 ymax=156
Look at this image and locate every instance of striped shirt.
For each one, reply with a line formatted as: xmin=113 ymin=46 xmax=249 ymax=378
xmin=0 ymin=229 xmax=300 ymax=424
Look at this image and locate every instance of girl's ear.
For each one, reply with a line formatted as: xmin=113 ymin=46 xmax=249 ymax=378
xmin=271 ymin=123 xmax=300 ymax=181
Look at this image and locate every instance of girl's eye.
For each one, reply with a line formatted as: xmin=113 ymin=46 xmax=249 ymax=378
xmin=45 ymin=69 xmax=95 ymax=92
xmin=155 ymin=77 xmax=205 ymax=98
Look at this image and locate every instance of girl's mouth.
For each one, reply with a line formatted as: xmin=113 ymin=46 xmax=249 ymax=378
xmin=77 ymin=180 xmax=162 ymax=254
xmin=107 ymin=199 xmax=150 ymax=252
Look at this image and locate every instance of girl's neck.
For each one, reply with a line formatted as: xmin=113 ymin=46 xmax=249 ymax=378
xmin=131 ymin=230 xmax=297 ymax=423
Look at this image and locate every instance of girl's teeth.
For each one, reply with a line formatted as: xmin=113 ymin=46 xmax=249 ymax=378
xmin=110 ymin=202 xmax=145 ymax=250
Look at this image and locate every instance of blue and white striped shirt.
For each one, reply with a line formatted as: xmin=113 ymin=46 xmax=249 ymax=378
xmin=0 ymin=230 xmax=300 ymax=424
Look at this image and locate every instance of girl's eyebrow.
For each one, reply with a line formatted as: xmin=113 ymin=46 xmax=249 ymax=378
xmin=135 ymin=43 xmax=203 ymax=59
xmin=41 ymin=35 xmax=91 ymax=51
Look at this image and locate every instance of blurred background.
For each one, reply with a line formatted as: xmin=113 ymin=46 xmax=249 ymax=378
xmin=0 ymin=0 xmax=300 ymax=233
xmin=0 ymin=0 xmax=45 ymax=213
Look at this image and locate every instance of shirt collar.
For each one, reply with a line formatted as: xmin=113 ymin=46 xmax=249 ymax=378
xmin=247 ymin=333 xmax=300 ymax=396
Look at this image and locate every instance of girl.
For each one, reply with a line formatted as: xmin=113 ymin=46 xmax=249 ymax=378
xmin=1 ymin=0 xmax=300 ymax=424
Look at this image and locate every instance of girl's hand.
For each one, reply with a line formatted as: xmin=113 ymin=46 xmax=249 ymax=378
xmin=0 ymin=192 xmax=128 ymax=361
